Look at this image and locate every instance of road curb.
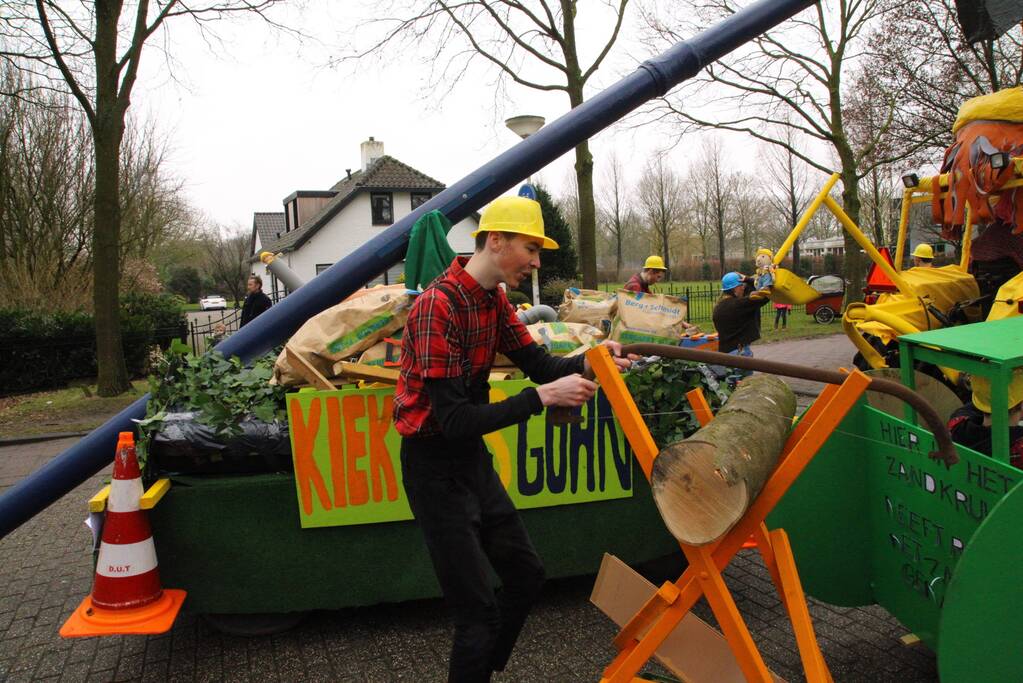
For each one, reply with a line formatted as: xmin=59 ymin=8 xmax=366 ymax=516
xmin=0 ymin=432 xmax=89 ymax=447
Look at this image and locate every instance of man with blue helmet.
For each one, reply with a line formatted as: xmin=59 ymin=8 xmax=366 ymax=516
xmin=712 ymin=271 xmax=771 ymax=368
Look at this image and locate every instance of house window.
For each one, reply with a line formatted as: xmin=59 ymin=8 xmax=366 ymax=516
xmin=315 ymin=263 xmax=333 ymax=275
xmin=371 ymin=192 xmax=393 ymax=225
xmin=411 ymin=192 xmax=432 ymax=210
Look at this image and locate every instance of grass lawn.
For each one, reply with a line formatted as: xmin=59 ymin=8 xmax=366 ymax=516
xmin=684 ymin=308 xmax=840 ymax=344
xmin=0 ymin=380 xmax=148 ymax=440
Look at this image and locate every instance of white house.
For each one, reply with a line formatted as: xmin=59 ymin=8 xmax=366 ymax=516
xmin=250 ymin=138 xmax=478 ymax=299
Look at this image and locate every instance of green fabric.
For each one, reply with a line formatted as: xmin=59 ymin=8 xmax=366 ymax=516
xmin=404 ymin=210 xmax=457 ymax=290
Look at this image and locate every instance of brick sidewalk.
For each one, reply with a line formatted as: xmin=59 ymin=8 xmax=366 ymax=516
xmin=0 ymin=336 xmax=940 ymax=682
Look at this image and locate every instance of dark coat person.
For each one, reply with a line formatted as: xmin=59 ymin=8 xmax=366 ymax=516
xmin=240 ymin=276 xmax=272 ymax=327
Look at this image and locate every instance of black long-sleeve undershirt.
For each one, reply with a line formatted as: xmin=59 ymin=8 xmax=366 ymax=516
xmin=423 ymin=342 xmax=585 ymax=441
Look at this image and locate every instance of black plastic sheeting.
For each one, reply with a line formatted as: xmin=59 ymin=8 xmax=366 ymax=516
xmin=150 ymin=413 xmax=293 ymax=475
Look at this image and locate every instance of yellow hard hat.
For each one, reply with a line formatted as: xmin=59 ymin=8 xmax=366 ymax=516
xmin=473 ymin=196 xmax=558 ymax=249
xmin=912 ymin=244 xmax=934 ymax=260
xmin=971 ymin=372 xmax=1023 ymax=413
xmin=756 ymin=248 xmax=774 ymax=259
xmin=643 ymin=255 xmax=667 ymax=271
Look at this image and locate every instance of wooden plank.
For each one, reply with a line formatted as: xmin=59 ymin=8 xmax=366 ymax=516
xmin=285 ymin=345 xmax=334 ymax=391
xmin=685 ymin=387 xmax=715 ymax=427
xmin=88 ymin=485 xmax=110 ymax=513
xmin=140 ymin=478 xmax=171 ymax=510
xmin=336 ymin=362 xmax=400 ymax=385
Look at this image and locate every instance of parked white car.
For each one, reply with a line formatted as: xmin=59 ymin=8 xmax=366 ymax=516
xmin=199 ymin=295 xmax=227 ymax=311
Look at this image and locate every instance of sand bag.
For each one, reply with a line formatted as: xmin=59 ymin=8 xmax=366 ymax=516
xmin=527 ymin=321 xmax=604 ymax=356
xmin=558 ymin=288 xmax=617 ymax=332
xmin=357 ymin=334 xmax=403 ymax=367
xmin=610 ymin=290 xmax=690 ymax=345
xmin=272 ymin=285 xmax=415 ymax=386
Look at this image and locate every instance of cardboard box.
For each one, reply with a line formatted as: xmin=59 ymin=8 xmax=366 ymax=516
xmin=589 ymin=553 xmax=786 ymax=683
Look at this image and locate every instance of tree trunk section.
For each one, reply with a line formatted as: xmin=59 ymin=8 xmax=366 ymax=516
xmin=840 ymin=167 xmax=864 ymax=310
xmin=575 ymin=139 xmax=597 ymax=288
xmin=567 ymin=79 xmax=596 ymax=289
xmin=92 ymin=5 xmax=131 ymax=397
xmin=93 ymin=119 xmax=130 ymax=396
xmin=650 ymin=375 xmax=795 ymax=545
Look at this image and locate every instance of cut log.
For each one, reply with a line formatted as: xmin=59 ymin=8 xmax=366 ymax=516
xmin=651 ymin=375 xmax=796 ymax=546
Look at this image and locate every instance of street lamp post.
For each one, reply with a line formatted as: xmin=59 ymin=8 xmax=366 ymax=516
xmin=505 ymin=115 xmax=546 ymax=306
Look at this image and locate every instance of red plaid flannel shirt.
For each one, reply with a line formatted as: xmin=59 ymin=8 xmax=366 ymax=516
xmin=394 ymin=257 xmax=534 ymax=437
xmin=623 ymin=272 xmax=650 ymax=293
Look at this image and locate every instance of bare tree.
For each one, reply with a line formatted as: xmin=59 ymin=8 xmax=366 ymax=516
xmin=637 ymin=154 xmax=684 ymax=272
xmin=3 ymin=0 xmax=288 ymax=395
xmin=762 ymin=123 xmax=812 ymax=269
xmin=597 ymin=150 xmax=633 ymax=279
xmin=205 ymin=226 xmax=250 ymax=306
xmin=0 ymin=65 xmax=189 ymax=311
xmin=346 ymin=0 xmax=632 ymax=289
xmin=730 ymin=172 xmax=767 ymax=261
xmin=640 ymin=0 xmax=926 ymax=300
xmin=688 ymin=137 xmax=735 ymax=278
xmin=863 ymin=0 xmax=1022 ymax=159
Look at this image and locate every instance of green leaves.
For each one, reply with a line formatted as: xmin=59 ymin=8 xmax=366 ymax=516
xmin=137 ymin=345 xmax=287 ymax=470
xmin=623 ymin=358 xmax=732 ymax=449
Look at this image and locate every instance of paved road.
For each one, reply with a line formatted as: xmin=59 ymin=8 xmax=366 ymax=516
xmin=0 ymin=335 xmax=940 ymax=682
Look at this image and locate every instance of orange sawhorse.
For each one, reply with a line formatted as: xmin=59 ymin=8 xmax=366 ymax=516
xmin=586 ymin=345 xmax=870 ymax=683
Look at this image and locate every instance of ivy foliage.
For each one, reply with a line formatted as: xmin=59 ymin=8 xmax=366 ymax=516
xmin=623 ymin=358 xmax=732 ymax=448
xmin=137 ymin=342 xmax=287 ymax=464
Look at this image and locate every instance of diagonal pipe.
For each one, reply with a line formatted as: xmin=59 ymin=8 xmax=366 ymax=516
xmin=619 ymin=343 xmax=959 ymax=467
xmin=0 ymin=0 xmax=819 ymax=538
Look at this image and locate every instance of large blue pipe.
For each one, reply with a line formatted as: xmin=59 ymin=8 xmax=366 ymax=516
xmin=0 ymin=0 xmax=817 ymax=539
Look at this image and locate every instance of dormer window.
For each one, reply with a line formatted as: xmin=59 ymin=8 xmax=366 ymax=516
xmin=371 ymin=192 xmax=393 ymax=225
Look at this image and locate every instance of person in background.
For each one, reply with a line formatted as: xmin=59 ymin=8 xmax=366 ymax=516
xmin=240 ymin=275 xmax=272 ymax=327
xmin=210 ymin=322 xmax=227 ymax=347
xmin=948 ymin=372 xmax=1023 ymax=467
xmin=624 ymin=255 xmax=668 ymax=294
xmin=773 ymin=301 xmax=792 ymax=330
xmin=911 ymin=243 xmax=934 ymax=268
xmin=713 ymin=271 xmax=771 ymax=372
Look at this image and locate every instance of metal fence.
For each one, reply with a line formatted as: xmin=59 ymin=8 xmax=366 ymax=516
xmin=188 ymin=308 xmax=243 ymax=355
xmin=600 ymin=282 xmax=805 ymax=326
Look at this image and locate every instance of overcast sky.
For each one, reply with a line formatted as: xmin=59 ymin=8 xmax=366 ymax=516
xmin=131 ymin=2 xmax=763 ymax=232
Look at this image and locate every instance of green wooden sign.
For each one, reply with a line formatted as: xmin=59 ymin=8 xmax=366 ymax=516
xmin=771 ymin=401 xmax=1021 ymax=649
xmin=287 ymin=381 xmax=633 ymax=528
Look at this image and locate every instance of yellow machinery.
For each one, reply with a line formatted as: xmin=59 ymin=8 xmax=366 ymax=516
xmin=769 ymin=88 xmax=1023 ymax=381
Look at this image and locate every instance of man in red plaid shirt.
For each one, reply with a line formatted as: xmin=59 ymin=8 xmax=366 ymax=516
xmin=395 ymin=194 xmax=631 ymax=682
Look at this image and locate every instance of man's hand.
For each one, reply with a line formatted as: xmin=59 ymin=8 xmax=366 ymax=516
xmin=583 ymin=340 xmax=635 ymax=374
xmin=537 ymin=374 xmax=598 ymax=407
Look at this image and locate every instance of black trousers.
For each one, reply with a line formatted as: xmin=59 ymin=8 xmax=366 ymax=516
xmin=401 ymin=437 xmax=546 ymax=683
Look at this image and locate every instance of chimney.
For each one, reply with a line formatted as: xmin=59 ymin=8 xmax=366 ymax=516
xmin=361 ymin=137 xmax=384 ymax=171
xmin=345 ymin=168 xmax=352 ymax=180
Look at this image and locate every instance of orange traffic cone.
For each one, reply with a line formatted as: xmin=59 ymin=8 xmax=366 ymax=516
xmin=60 ymin=432 xmax=186 ymax=638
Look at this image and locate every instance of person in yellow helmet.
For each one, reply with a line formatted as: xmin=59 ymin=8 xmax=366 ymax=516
xmin=911 ymin=243 xmax=934 ymax=268
xmin=394 ymin=192 xmax=633 ymax=681
xmin=624 ymin=255 xmax=668 ymax=293
xmin=948 ymin=371 xmax=1023 ymax=467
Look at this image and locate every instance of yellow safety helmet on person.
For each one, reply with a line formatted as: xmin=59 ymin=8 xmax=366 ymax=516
xmin=970 ymin=371 xmax=1023 ymax=413
xmin=643 ymin=255 xmax=667 ymax=271
xmin=911 ymin=244 xmax=934 ymax=260
xmin=473 ymin=196 xmax=559 ymax=250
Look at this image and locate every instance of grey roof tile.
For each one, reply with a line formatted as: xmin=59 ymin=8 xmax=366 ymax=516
xmin=252 ymin=212 xmax=286 ymax=251
xmin=258 ymin=155 xmax=445 ymax=256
